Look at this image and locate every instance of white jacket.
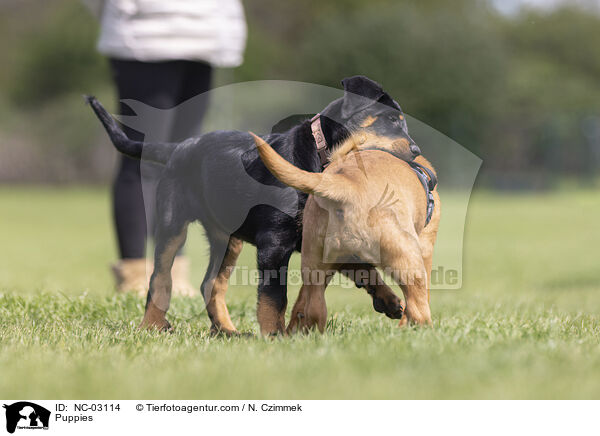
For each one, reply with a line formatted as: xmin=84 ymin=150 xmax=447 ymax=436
xmin=92 ymin=0 xmax=246 ymax=67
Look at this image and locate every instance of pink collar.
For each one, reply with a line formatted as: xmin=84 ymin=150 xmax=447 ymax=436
xmin=310 ymin=113 xmax=329 ymax=167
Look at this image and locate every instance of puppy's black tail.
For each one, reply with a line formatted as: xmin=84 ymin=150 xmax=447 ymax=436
xmin=84 ymin=95 xmax=175 ymax=164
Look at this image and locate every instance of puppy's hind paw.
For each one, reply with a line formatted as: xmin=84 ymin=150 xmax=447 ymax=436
xmin=372 ymin=296 xmax=404 ymax=320
xmin=385 ymin=302 xmax=404 ymax=320
xmin=286 ymin=312 xmax=305 ymax=335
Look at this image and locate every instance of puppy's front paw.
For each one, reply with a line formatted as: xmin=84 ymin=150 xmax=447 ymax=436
xmin=139 ymin=317 xmax=172 ymax=332
xmin=210 ymin=325 xmax=240 ymax=337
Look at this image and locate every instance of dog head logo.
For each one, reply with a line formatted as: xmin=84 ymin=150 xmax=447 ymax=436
xmin=3 ymin=402 xmax=50 ymax=434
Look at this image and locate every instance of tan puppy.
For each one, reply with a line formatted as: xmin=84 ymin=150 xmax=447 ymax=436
xmin=251 ymin=132 xmax=440 ymax=332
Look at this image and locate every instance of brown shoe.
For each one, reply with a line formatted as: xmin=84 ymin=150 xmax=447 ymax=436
xmin=111 ymin=256 xmax=197 ymax=297
xmin=171 ymin=256 xmax=198 ymax=297
xmin=111 ymin=258 xmax=151 ymax=297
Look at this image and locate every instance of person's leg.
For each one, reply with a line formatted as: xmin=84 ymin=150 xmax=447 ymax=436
xmin=109 ymin=59 xmax=186 ymax=293
xmin=113 ymin=156 xmax=146 ymax=259
xmin=170 ymin=60 xmax=213 ymax=141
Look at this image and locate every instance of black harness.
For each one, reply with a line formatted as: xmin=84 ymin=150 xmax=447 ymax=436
xmin=408 ymin=160 xmax=437 ymax=226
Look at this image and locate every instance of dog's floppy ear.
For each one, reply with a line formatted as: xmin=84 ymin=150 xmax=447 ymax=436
xmin=340 ymin=76 xmax=385 ymax=119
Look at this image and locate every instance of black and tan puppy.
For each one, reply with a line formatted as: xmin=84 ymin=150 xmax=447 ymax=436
xmin=252 ymin=131 xmax=440 ymax=333
xmin=87 ymin=76 xmax=419 ymax=335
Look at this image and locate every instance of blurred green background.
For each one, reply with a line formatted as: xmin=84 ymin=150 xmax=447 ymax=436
xmin=1 ymin=0 xmax=599 ymax=186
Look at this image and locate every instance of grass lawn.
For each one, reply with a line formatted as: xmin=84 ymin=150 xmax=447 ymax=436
xmin=0 ymin=186 xmax=599 ymax=399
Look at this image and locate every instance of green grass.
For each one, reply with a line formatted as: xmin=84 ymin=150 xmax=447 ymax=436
xmin=0 ymin=186 xmax=599 ymax=399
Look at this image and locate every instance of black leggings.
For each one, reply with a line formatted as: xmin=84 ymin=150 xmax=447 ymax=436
xmin=110 ymin=59 xmax=212 ymax=259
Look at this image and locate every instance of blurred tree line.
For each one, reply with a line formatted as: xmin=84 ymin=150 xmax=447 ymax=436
xmin=0 ymin=0 xmax=599 ymax=186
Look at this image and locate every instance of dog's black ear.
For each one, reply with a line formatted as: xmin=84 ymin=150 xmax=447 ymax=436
xmin=379 ymin=93 xmax=403 ymax=112
xmin=340 ymin=76 xmax=385 ymax=118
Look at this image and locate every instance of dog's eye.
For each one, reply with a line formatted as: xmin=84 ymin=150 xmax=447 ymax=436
xmin=388 ymin=115 xmax=399 ymax=123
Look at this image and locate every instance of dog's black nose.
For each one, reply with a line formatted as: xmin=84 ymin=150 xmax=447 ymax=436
xmin=410 ymin=144 xmax=421 ymax=156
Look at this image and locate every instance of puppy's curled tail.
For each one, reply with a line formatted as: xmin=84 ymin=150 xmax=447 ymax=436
xmin=85 ymin=95 xmax=176 ymax=164
xmin=250 ymin=132 xmax=355 ymax=202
